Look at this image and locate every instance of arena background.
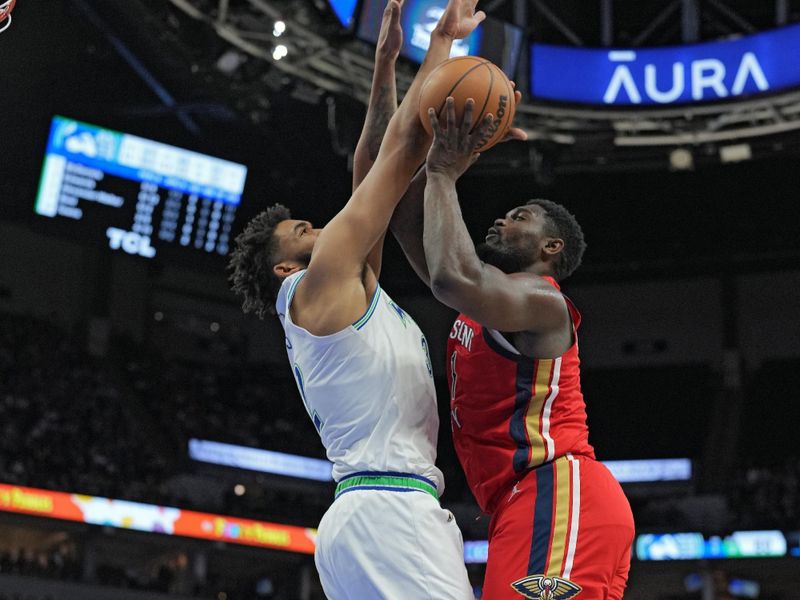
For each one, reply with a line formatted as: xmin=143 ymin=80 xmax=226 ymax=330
xmin=1 ymin=0 xmax=799 ymax=598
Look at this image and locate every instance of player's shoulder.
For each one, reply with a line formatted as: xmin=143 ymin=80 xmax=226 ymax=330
xmin=504 ymin=273 xmax=566 ymax=307
xmin=506 ymin=272 xmax=561 ymax=290
xmin=275 ymin=269 xmax=307 ymax=316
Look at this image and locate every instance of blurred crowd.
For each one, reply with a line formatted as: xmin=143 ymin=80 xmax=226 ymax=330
xmin=0 ymin=313 xmax=167 ymax=503
xmin=730 ymin=457 xmax=800 ymax=529
xmin=121 ymin=352 xmax=318 ymax=458
xmin=0 ymin=541 xmax=298 ymax=599
xmin=0 ymin=543 xmax=81 ymax=582
xmin=0 ymin=311 xmax=327 ymax=523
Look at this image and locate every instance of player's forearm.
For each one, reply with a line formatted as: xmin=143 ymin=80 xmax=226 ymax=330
xmin=390 ymin=168 xmax=431 ymax=286
xmin=408 ymin=28 xmax=457 ymax=99
xmin=353 ymin=59 xmax=397 ymax=191
xmin=309 ymin=141 xmax=417 ymax=277
xmin=423 ymin=172 xmax=483 ymax=302
xmin=384 ymin=29 xmax=457 ymax=172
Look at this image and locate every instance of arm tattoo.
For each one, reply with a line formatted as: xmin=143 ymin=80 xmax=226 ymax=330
xmin=366 ymin=85 xmax=395 ymax=161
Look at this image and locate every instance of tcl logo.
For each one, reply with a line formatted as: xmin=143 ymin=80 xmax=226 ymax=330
xmin=106 ymin=227 xmax=156 ymax=258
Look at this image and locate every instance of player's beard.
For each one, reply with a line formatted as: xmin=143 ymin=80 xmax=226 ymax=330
xmin=476 ymin=241 xmax=534 ymax=274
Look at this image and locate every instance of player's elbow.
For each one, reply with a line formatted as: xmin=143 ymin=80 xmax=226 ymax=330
xmin=430 ymin=271 xmax=474 ymax=307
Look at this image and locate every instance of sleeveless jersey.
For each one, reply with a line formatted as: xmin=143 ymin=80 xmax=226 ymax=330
xmin=276 ymin=270 xmax=444 ymax=492
xmin=446 ymin=276 xmax=595 ymax=514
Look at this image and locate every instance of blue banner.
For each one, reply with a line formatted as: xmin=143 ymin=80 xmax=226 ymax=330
xmin=531 ymin=24 xmax=800 ymax=105
xmin=188 ymin=439 xmax=333 ymax=482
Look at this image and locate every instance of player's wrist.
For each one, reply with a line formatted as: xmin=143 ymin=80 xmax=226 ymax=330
xmin=374 ymin=52 xmax=398 ymax=70
xmin=425 ymin=167 xmax=458 ymax=183
xmin=430 ymin=26 xmax=456 ymax=44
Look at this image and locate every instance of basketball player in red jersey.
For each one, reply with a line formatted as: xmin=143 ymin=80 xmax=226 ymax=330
xmin=392 ymin=100 xmax=635 ymax=599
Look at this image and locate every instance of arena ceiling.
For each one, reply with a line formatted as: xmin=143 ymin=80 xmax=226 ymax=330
xmin=2 ymin=0 xmax=799 ymax=287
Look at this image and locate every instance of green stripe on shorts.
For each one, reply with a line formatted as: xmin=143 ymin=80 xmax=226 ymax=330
xmin=335 ymin=475 xmax=439 ymax=501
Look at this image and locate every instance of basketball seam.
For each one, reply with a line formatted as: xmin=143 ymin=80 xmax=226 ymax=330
xmin=437 ymin=58 xmax=491 ymax=115
xmin=473 ymin=63 xmax=494 ymax=136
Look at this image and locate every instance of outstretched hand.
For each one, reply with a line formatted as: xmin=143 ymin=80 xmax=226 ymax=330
xmin=436 ymin=0 xmax=486 ymax=40
xmin=425 ymin=97 xmax=494 ymax=180
xmin=376 ymin=0 xmax=404 ymax=62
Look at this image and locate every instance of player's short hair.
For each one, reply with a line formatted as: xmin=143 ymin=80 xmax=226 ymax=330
xmin=526 ymin=199 xmax=586 ymax=280
xmin=228 ymin=204 xmax=292 ymax=318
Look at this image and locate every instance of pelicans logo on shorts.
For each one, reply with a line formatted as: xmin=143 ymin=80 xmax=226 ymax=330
xmin=510 ymin=575 xmax=582 ymax=599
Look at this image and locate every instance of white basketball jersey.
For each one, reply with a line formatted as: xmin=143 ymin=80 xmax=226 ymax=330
xmin=276 ymin=271 xmax=444 ymax=492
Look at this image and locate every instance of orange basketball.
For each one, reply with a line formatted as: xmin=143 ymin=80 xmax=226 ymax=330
xmin=419 ymin=56 xmax=516 ymax=152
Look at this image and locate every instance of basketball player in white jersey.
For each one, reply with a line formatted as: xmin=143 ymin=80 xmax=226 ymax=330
xmin=228 ymin=1 xmax=485 ymax=597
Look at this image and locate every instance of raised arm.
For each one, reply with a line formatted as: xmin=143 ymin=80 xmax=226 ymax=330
xmin=352 ymin=0 xmax=402 ymax=191
xmin=421 ymin=98 xmax=565 ymax=333
xmin=352 ymin=0 xmax=403 ymax=278
xmin=293 ymin=0 xmax=486 ymax=335
xmin=391 ymin=85 xmax=526 ymax=290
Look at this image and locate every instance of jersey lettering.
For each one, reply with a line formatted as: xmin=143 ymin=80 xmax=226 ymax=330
xmin=449 ymin=319 xmax=475 ymax=352
xmin=421 ymin=335 xmax=433 ymax=378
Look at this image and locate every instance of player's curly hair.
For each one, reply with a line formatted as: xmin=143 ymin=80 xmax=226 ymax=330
xmin=228 ymin=204 xmax=292 ymax=318
xmin=526 ymin=199 xmax=586 ymax=281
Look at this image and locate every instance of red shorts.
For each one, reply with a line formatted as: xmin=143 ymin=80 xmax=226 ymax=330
xmin=483 ymin=454 xmax=634 ymax=600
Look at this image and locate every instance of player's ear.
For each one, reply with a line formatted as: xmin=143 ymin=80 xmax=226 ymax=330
xmin=542 ymin=238 xmax=564 ymax=258
xmin=273 ymin=261 xmax=303 ymax=279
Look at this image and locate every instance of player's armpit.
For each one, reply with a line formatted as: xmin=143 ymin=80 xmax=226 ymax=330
xmin=291 ymin=272 xmax=375 ymax=336
xmin=431 ymin=269 xmax=570 ymax=333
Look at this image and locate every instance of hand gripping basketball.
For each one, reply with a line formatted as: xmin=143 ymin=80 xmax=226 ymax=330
xmin=419 ymin=56 xmax=516 ymax=151
xmin=426 ymin=97 xmax=495 ymax=180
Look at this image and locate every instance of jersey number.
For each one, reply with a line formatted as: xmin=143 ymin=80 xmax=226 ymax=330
xmin=450 ymin=351 xmax=458 ymax=399
xmin=450 ymin=351 xmax=462 ymax=430
xmin=294 ymin=364 xmax=324 ymax=434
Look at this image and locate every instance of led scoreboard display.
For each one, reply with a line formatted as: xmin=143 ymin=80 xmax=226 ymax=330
xmin=35 ymin=116 xmax=248 ymax=259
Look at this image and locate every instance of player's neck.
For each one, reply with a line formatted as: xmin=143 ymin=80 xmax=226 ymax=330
xmin=523 ymin=262 xmax=553 ymax=278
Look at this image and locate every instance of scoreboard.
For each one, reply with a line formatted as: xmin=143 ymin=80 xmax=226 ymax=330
xmin=35 ymin=116 xmax=248 ymax=259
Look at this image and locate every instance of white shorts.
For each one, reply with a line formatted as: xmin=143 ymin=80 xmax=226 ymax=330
xmin=315 ymin=487 xmax=474 ymax=600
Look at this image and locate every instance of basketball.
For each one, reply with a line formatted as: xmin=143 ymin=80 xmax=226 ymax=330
xmin=419 ymin=56 xmax=517 ymax=151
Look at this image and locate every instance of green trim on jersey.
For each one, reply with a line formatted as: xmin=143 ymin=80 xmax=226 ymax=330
xmin=353 ymin=286 xmax=382 ymax=330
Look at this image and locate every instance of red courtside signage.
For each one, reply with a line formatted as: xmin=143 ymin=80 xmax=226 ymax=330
xmin=0 ymin=483 xmax=316 ymax=554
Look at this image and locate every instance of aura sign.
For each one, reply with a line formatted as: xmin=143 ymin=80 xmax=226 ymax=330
xmin=531 ymin=23 xmax=800 ymax=106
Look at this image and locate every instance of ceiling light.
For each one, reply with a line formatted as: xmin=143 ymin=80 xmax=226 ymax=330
xmin=719 ymin=143 xmax=752 ymax=163
xmin=669 ymin=148 xmax=694 ymax=171
xmin=272 ymin=44 xmax=288 ymax=61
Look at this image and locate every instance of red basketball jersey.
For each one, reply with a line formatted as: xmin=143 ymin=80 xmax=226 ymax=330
xmin=446 ymin=276 xmax=595 ymax=515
